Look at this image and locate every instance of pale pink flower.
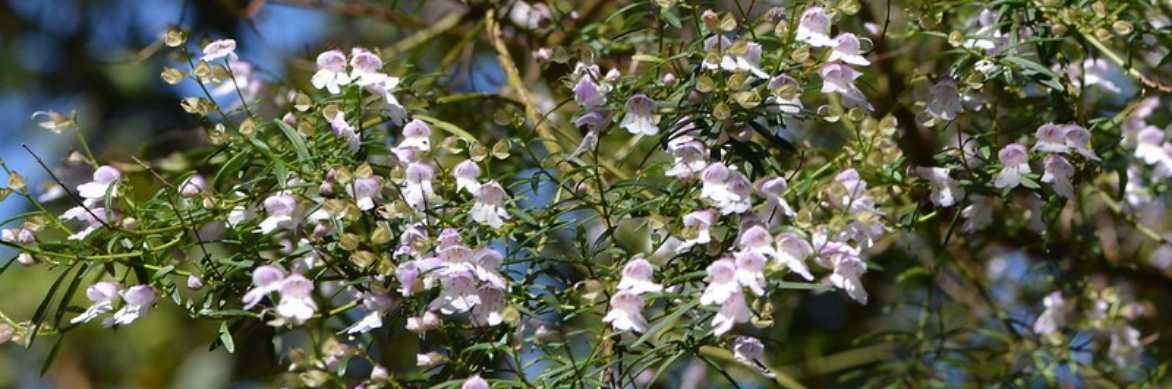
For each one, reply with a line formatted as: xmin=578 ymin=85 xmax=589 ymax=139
xmin=186 ymin=274 xmax=204 ymax=290
xmin=765 ymin=75 xmax=803 ymax=114
xmin=730 ymin=336 xmax=774 ymax=378
xmin=664 ymin=136 xmax=708 ymax=179
xmin=344 ymin=292 xmax=394 ymax=334
xmin=925 ymin=79 xmax=962 ymax=121
xmin=311 ymin=49 xmax=351 ymax=94
xmin=573 ymin=75 xmax=607 ymax=109
xmin=403 ymin=162 xmax=438 ymax=210
xmin=775 ymin=232 xmax=815 ymax=281
xmin=617 ymin=257 xmax=663 ymax=295
xmin=993 ymin=143 xmax=1030 ymax=189
xmin=711 ymin=290 xmax=751 ymax=336
xmin=179 ymin=175 xmax=207 ymax=197
xmin=819 ymin=63 xmax=872 ymax=111
xmin=275 ymin=273 xmax=317 ymax=325
xmin=1041 ymin=154 xmax=1074 ymax=198
xmin=914 ymin=167 xmax=964 ymax=207
xmin=462 ymin=375 xmax=490 ymax=389
xmin=796 ymin=7 xmax=835 ymax=47
xmin=508 ymin=1 xmax=551 ymax=30
xmin=60 ymin=206 xmax=117 ymax=240
xmin=349 ymin=48 xmax=387 ymax=86
xmin=416 ymin=352 xmax=447 ymax=367
xmin=700 ymin=164 xmax=751 ymax=214
xmin=70 ymin=281 xmax=120 ymax=324
xmin=828 ymin=33 xmax=870 ymax=66
xmin=677 ymin=209 xmax=717 ymax=253
xmin=961 ymin=195 xmax=995 ymax=232
xmin=452 ymin=160 xmax=482 ymax=194
xmin=77 ymin=165 xmax=121 ymax=200
xmin=0 ymin=227 xmax=34 ymax=245
xmin=602 ymin=290 xmax=649 ymax=333
xmin=405 ymin=311 xmax=441 ymax=333
xmin=328 ymin=111 xmax=361 ymax=153
xmin=106 ymin=285 xmax=156 ymax=327
xmin=700 ymin=259 xmax=740 ymax=306
xmin=348 ymin=176 xmax=381 ymax=211
xmin=397 ymin=119 xmax=432 ymax=154
xmin=471 ymin=286 xmax=506 ymax=327
xmin=1067 ymin=58 xmax=1120 ymax=93
xmin=829 ymin=255 xmax=868 ymax=304
xmin=1032 ymin=123 xmax=1069 ymax=153
xmin=621 ymin=94 xmax=658 ymax=135
xmin=1063 ymin=124 xmax=1099 ymax=161
xmin=257 ymin=193 xmax=298 ymax=234
xmin=200 ymin=39 xmax=237 ymax=62
xmin=734 ymin=251 xmax=767 ymax=296
xmin=471 ymin=181 xmax=510 ymax=228
xmin=242 ymin=265 xmax=287 ymax=309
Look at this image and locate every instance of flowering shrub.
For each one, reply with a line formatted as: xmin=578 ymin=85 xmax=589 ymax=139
xmin=2 ymin=0 xmax=1171 ymax=387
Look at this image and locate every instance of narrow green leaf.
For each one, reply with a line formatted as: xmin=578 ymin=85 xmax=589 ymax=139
xmin=273 ymin=119 xmax=311 ymax=165
xmin=219 ymin=321 xmax=236 ymax=353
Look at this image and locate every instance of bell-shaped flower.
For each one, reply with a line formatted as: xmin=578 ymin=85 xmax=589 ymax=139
xmin=796 ymin=7 xmax=835 ymax=47
xmin=77 ymin=165 xmax=121 ymax=201
xmin=242 ymin=265 xmax=287 ymax=309
xmin=829 ymin=255 xmax=868 ymax=304
xmin=106 ymin=285 xmax=156 ymax=327
xmin=914 ymin=167 xmax=964 ymax=207
xmin=573 ymin=75 xmax=607 ymax=109
xmin=828 ymin=33 xmax=870 ymax=66
xmin=730 ymin=336 xmax=775 ymax=378
xmin=275 ymin=273 xmax=317 ymax=325
xmin=471 ymin=286 xmax=506 ymax=327
xmin=462 ymin=375 xmax=490 ymax=389
xmin=757 ymin=176 xmax=796 ymax=217
xmin=257 ymin=193 xmax=299 ymax=234
xmin=925 ymin=79 xmax=962 ymax=121
xmin=664 ymin=136 xmax=708 ymax=179
xmin=734 ymin=252 xmax=767 ymax=296
xmin=617 ymin=257 xmax=663 ymax=295
xmin=702 ymin=35 xmax=767 ymax=78
xmin=328 ymin=111 xmax=361 ymax=153
xmin=344 ymin=292 xmax=394 ymax=334
xmin=711 ymin=290 xmax=751 ymax=336
xmin=602 ymin=290 xmax=649 ymax=333
xmin=416 ymin=352 xmax=447 ymax=368
xmin=397 ymin=119 xmax=432 ymax=154
xmin=620 ymin=94 xmax=658 ymax=135
xmin=0 ymin=227 xmax=34 ymax=245
xmin=71 ymin=281 xmax=120 ymax=324
xmin=179 ymin=175 xmax=207 ymax=198
xmin=403 ymin=162 xmax=438 ymax=210
xmin=508 ymin=1 xmax=552 ymax=30
xmin=452 ymin=160 xmax=482 ymax=194
xmin=765 ymin=75 xmax=803 ymax=115
xmin=1032 ymin=123 xmax=1069 ymax=153
xmin=201 ymin=39 xmax=237 ymax=62
xmin=819 ymin=63 xmax=872 ymax=111
xmin=471 ymin=181 xmax=510 ymax=229
xmin=1041 ymin=154 xmax=1075 ymax=198
xmin=677 ymin=209 xmax=717 ymax=253
xmin=365 ymin=76 xmax=408 ymax=125
xmin=700 ymin=164 xmax=751 ymax=214
xmin=347 ymin=176 xmax=381 ymax=211
xmin=405 ymin=311 xmax=441 ymax=333
xmin=1032 ymin=291 xmax=1067 ymax=335
xmin=311 ymin=49 xmax=352 ymax=94
xmin=1063 ymin=124 xmax=1099 ymax=161
xmin=395 ymin=261 xmax=421 ymax=297
xmin=775 ymin=232 xmax=815 ymax=281
xmin=993 ymin=143 xmax=1030 ymax=189
xmin=430 ymin=270 xmax=481 ymax=315
xmin=700 ymin=258 xmax=740 ymax=306
xmin=349 ymin=48 xmax=387 ymax=86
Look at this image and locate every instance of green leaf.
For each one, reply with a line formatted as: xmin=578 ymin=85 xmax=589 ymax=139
xmin=29 ymin=262 xmax=79 ymax=348
xmin=247 ymin=137 xmax=288 ymax=187
xmin=632 ymin=300 xmax=698 ymax=347
xmin=39 ymin=336 xmax=66 ymax=376
xmin=218 ymin=321 xmax=236 ymax=353
xmin=415 ymin=114 xmax=477 ymax=144
xmin=273 ymin=119 xmax=311 ymax=166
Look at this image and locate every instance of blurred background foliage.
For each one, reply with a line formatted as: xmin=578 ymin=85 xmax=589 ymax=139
xmin=0 ymin=0 xmax=1168 ymax=388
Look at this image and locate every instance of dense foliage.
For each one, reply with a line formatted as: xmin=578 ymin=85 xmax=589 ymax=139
xmin=3 ymin=0 xmax=1172 ymax=387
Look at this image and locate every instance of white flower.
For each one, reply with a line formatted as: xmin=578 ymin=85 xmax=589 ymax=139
xmin=774 ymin=232 xmax=815 ymax=281
xmin=961 ymin=195 xmax=995 ymax=232
xmin=227 ymin=205 xmax=255 ymax=227
xmin=964 ymin=9 xmax=1007 ymax=54
xmin=346 ymin=176 xmax=382 ymax=211
xmin=416 ymin=352 xmax=447 ymax=367
xmin=452 ymin=160 xmax=482 ymax=194
xmin=77 ymin=165 xmax=121 ymax=200
xmin=71 ymin=281 xmax=120 ymax=324
xmin=397 ymin=119 xmax=432 ymax=154
xmin=471 ymin=181 xmax=510 ymax=229
xmin=711 ymin=290 xmax=751 ymax=336
xmin=201 ymin=39 xmax=237 ymax=62
xmin=471 ymin=286 xmax=506 ymax=327
xmin=617 ymin=257 xmax=663 ymax=295
xmin=60 ymin=206 xmax=117 ymax=240
xmin=925 ymin=79 xmax=962 ymax=121
xmin=405 ymin=311 xmax=441 ymax=333
xmin=819 ymin=63 xmax=872 ymax=111
xmin=993 ymin=143 xmax=1030 ymax=189
xmin=796 ymin=7 xmax=835 ymax=47
xmin=344 ymin=292 xmax=394 ymax=334
xmin=508 ymin=1 xmax=551 ymax=30
xmin=573 ymin=68 xmax=608 ymax=109
xmin=430 ymin=270 xmax=481 ymax=315
xmin=1041 ymin=154 xmax=1075 ymax=198
xmin=106 ymin=285 xmax=156 ymax=327
xmin=757 ymin=176 xmax=796 ymax=217
xmin=403 ymin=162 xmax=438 ymax=210
xmin=914 ymin=167 xmax=964 ymax=207
xmin=733 ymin=251 xmax=767 ymax=296
xmin=700 ymin=164 xmax=751 ymax=214
xmin=179 ymin=175 xmax=207 ymax=197
xmin=700 ymin=258 xmax=739 ymax=306
xmin=765 ymin=75 xmax=803 ymax=114
xmin=1032 ymin=291 xmax=1066 ymax=335
xmin=257 ymin=193 xmax=298 ymax=234
xmin=828 ymin=33 xmax=870 ymax=66
xmin=242 ymin=265 xmax=287 ymax=309
xmin=602 ymin=291 xmax=649 ymax=333
xmin=462 ymin=375 xmax=490 ymax=389
xmin=311 ymin=49 xmax=352 ymax=94
xmin=1063 ymin=124 xmax=1100 ymax=161
xmin=677 ymin=209 xmax=717 ymax=253
xmin=829 ymin=255 xmax=868 ymax=304
xmin=730 ymin=336 xmax=775 ymax=378
xmin=1 ymin=227 xmax=34 ymax=245
xmin=620 ymin=94 xmax=658 ymax=135
xmin=328 ymin=110 xmax=361 ymax=152
xmin=1032 ymin=123 xmax=1069 ymax=153
xmin=349 ymin=48 xmax=386 ymax=87
xmin=275 ymin=273 xmax=316 ymax=325
xmin=664 ymin=136 xmax=708 ymax=179
xmin=703 ymin=35 xmax=768 ymax=78
xmin=186 ymin=275 xmax=204 ymax=290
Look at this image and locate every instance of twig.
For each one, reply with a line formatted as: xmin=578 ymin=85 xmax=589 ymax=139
xmin=20 ymin=145 xmax=117 ymax=233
